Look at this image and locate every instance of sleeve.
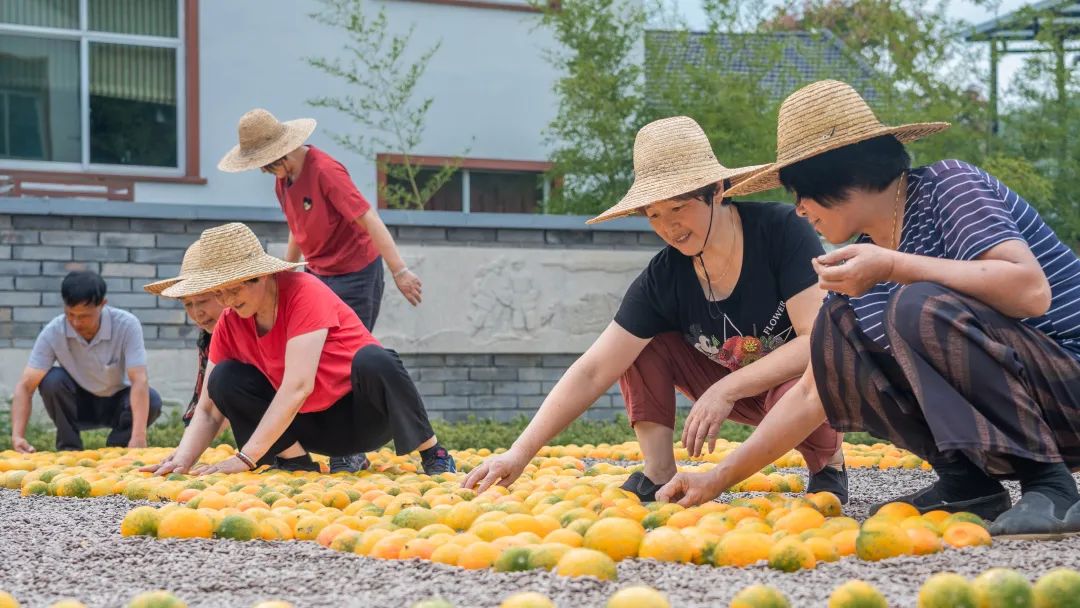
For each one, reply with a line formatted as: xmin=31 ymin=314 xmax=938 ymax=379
xmin=613 ymin=258 xmax=678 ymax=339
xmin=122 ymin=316 xmax=148 ymax=369
xmin=284 ymin=278 xmax=342 ymax=340
xmin=319 ymin=160 xmax=372 ymax=222
xmin=208 ymin=316 xmax=235 ymax=365
xmin=775 ymin=206 xmax=825 ymax=299
xmin=26 ymin=322 xmax=57 ymax=370
xmin=931 ymin=163 xmax=1023 ymax=261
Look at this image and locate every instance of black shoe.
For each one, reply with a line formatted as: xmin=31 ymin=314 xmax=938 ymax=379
xmin=421 ymin=447 xmax=456 ymax=475
xmin=272 ymin=454 xmax=321 ymax=473
xmin=621 ymin=471 xmax=665 ymax=503
xmin=869 ymin=482 xmax=1012 ymax=521
xmin=807 ymin=465 xmax=849 ymax=505
xmin=329 ymin=453 xmax=370 ymax=474
xmin=990 ymin=492 xmax=1067 ymax=540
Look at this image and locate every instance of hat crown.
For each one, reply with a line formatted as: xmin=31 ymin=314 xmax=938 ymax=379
xmin=178 ymin=240 xmax=205 ymax=275
xmin=775 ymin=80 xmax=883 ymax=164
xmin=236 ymin=108 xmax=288 ymax=154
xmin=198 ymin=222 xmax=267 ymax=268
xmin=633 ymin=116 xmax=723 ymax=181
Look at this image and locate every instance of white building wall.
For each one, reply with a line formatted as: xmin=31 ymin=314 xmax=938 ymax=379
xmin=139 ymin=0 xmax=562 ymax=207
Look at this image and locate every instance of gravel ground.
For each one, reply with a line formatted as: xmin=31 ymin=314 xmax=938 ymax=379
xmin=2 ymin=469 xmax=1080 ymax=608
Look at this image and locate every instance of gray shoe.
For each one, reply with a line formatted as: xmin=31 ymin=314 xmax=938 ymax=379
xmin=1061 ymin=499 xmax=1080 ymax=536
xmin=329 ymin=453 xmax=370 ymax=474
xmin=989 ymin=492 xmax=1066 ymax=540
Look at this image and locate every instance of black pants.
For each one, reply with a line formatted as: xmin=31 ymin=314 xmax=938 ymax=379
xmin=38 ymin=367 xmax=163 ymax=451
xmin=310 ymin=256 xmax=385 ymax=331
xmin=812 ymin=282 xmax=1080 ymax=478
xmin=207 ymin=345 xmax=435 ymax=465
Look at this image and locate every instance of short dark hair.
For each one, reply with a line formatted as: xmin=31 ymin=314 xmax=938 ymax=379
xmin=61 ymin=271 xmax=107 ymax=307
xmin=778 ymin=135 xmax=911 ymax=207
xmin=672 ymin=180 xmax=733 ymax=206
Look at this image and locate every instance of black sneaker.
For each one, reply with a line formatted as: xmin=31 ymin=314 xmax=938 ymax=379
xmin=869 ymin=482 xmax=1012 ymax=521
xmin=807 ymin=465 xmax=849 ymax=504
xmin=620 ymin=471 xmax=665 ymax=503
xmin=329 ymin=453 xmax=370 ymax=474
xmin=421 ymin=447 xmax=456 ymax=475
xmin=271 ymin=454 xmax=321 ymax=473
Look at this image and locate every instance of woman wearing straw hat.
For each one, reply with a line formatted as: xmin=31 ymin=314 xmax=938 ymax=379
xmin=658 ymin=80 xmax=1080 ymax=539
xmin=144 ymin=240 xmax=226 ymax=428
xmin=463 ymin=116 xmax=846 ymax=502
xmin=219 ymin=108 xmax=422 ymax=332
xmin=142 ymin=223 xmax=454 ymax=477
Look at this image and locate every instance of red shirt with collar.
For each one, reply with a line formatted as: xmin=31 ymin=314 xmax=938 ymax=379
xmin=208 ymin=272 xmax=379 ymax=413
xmin=274 ymin=146 xmax=379 ymax=276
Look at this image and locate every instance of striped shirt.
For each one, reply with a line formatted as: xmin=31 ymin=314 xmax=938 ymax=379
xmin=840 ymin=160 xmax=1080 ymax=360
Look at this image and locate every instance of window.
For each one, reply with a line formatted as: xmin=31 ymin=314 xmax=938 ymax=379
xmin=0 ymin=0 xmax=196 ymax=177
xmin=377 ymin=155 xmax=554 ymax=213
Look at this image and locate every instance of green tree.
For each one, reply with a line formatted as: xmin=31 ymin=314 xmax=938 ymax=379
xmin=307 ymin=0 xmax=463 ymax=210
xmin=536 ymin=0 xmax=649 ymax=216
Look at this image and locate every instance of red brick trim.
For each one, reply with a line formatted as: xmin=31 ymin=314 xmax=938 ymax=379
xmin=183 ymin=0 xmax=200 ymax=180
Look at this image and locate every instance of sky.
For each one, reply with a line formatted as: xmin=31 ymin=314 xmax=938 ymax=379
xmin=666 ymin=0 xmax=1038 ymax=94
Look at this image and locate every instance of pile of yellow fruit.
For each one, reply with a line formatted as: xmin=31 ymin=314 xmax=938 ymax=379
xmin=0 ymin=440 xmax=988 ymax=581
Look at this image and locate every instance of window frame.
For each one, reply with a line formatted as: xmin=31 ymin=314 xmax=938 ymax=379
xmin=0 ymin=0 xmax=203 ymax=184
xmin=376 ymin=154 xmax=554 ymax=213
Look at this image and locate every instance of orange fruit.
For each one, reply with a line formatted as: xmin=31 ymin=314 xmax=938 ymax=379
xmin=831 ymin=529 xmax=859 ymax=557
xmin=713 ymin=532 xmax=773 ymax=567
xmin=803 ymin=537 xmax=840 ymax=563
xmin=828 ymin=580 xmax=887 ymax=608
xmin=637 ymin=527 xmax=692 ymax=563
xmin=767 ymin=537 xmax=816 ymax=572
xmin=293 ymin=516 xmax=330 ymax=542
xmin=906 ymin=527 xmax=943 ymax=555
xmin=583 ymin=517 xmax=645 ymax=561
xmin=917 ymin=572 xmax=976 ymax=608
xmin=314 ymin=523 xmax=349 ymax=547
xmin=730 ymin=584 xmax=790 ymax=608
xmin=542 ymin=528 xmax=583 ymax=547
xmin=554 ymin=548 xmax=617 ymax=581
xmin=806 ymin=492 xmax=843 ymax=517
xmin=874 ymin=502 xmax=921 ymax=521
xmin=329 ymin=530 xmax=364 ymax=553
xmin=458 ymin=542 xmax=500 ymax=570
xmin=773 ymin=507 xmax=826 ymax=534
xmin=120 ymin=506 xmax=160 ymax=537
xmin=430 ymin=542 xmax=463 ymax=566
xmin=400 ymin=538 xmax=438 ymax=560
xmin=157 ymin=509 xmax=213 ymax=539
xmin=942 ymin=522 xmax=991 ymax=548
xmin=471 ymin=521 xmax=514 ymax=542
xmin=498 ymin=592 xmax=555 ymax=608
xmin=369 ymin=534 xmax=410 ymax=560
xmin=855 ymin=524 xmax=914 ymax=562
xmin=606 ymin=586 xmax=670 ymax=608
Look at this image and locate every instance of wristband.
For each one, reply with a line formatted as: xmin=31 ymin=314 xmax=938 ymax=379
xmin=393 ymin=266 xmax=410 ymax=278
xmin=235 ymin=451 xmax=256 ymax=471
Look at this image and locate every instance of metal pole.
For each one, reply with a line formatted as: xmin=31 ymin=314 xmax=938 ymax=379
xmin=990 ymin=38 xmax=1000 ymax=151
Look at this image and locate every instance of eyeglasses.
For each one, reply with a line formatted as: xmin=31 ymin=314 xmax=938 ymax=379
xmin=260 ymin=158 xmax=285 ymax=174
xmin=212 ymin=277 xmax=259 ymax=299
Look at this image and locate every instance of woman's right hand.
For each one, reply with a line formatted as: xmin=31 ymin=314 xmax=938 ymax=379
xmin=139 ymin=450 xmax=197 ymax=476
xmin=461 ymin=448 xmax=532 ymax=493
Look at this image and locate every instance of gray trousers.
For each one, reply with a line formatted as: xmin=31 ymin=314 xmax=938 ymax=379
xmin=309 ymin=256 xmax=385 ymax=331
xmin=38 ymin=367 xmax=163 ymax=450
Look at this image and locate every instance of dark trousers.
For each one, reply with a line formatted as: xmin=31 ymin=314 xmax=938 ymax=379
xmin=38 ymin=367 xmax=163 ymax=451
xmin=207 ymin=344 xmax=435 ymax=465
xmin=812 ymin=281 xmax=1080 ymax=478
xmin=310 ymin=256 xmax=385 ymax=331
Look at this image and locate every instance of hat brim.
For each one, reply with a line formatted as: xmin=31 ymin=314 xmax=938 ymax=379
xmin=586 ymin=163 xmax=770 ymax=225
xmin=160 ymin=255 xmax=306 ymax=298
xmin=216 ymin=118 xmax=317 ymax=173
xmin=143 ymin=277 xmax=184 ymax=296
xmin=725 ymin=122 xmax=950 ymax=198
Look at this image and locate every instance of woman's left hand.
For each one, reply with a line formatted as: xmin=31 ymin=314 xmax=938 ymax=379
xmin=394 ymin=269 xmax=423 ymax=306
xmin=192 ymin=455 xmax=251 ymax=476
xmin=682 ymin=383 xmax=736 ymax=457
xmin=812 ymin=244 xmax=898 ymax=297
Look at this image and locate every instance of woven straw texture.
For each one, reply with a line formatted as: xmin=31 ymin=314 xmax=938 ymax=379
xmin=726 ymin=80 xmax=949 ymax=197
xmin=217 ymin=108 xmax=316 ymax=173
xmin=587 ymin=116 xmax=766 ymax=224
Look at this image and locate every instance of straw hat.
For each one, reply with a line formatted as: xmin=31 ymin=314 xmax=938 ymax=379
xmin=217 ymin=108 xmax=316 ymax=173
xmin=143 ymin=240 xmax=205 ymax=296
xmin=586 ymin=116 xmax=768 ymax=224
xmin=725 ymin=80 xmax=950 ymax=197
xmin=160 ymin=223 xmax=304 ymax=298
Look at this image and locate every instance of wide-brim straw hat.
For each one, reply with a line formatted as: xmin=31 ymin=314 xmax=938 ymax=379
xmin=160 ymin=223 xmax=304 ymax=298
xmin=143 ymin=240 xmax=205 ymax=296
xmin=726 ymin=80 xmax=950 ymax=197
xmin=217 ymin=108 xmax=316 ymax=173
xmin=587 ymin=116 xmax=768 ymax=224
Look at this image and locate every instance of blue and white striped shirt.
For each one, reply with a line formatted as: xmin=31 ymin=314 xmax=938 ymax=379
xmin=841 ymin=160 xmax=1080 ymax=360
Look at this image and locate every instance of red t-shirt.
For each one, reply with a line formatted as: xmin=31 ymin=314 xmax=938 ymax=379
xmin=275 ymin=146 xmax=380 ymax=276
xmin=208 ymin=271 xmax=380 ymax=413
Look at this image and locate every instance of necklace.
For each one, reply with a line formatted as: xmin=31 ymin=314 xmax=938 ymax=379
xmin=890 ymin=172 xmax=907 ymax=250
xmin=696 ymin=205 xmax=740 ymax=310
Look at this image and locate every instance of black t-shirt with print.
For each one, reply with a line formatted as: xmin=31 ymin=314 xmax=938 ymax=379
xmin=614 ymin=201 xmax=823 ymax=371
